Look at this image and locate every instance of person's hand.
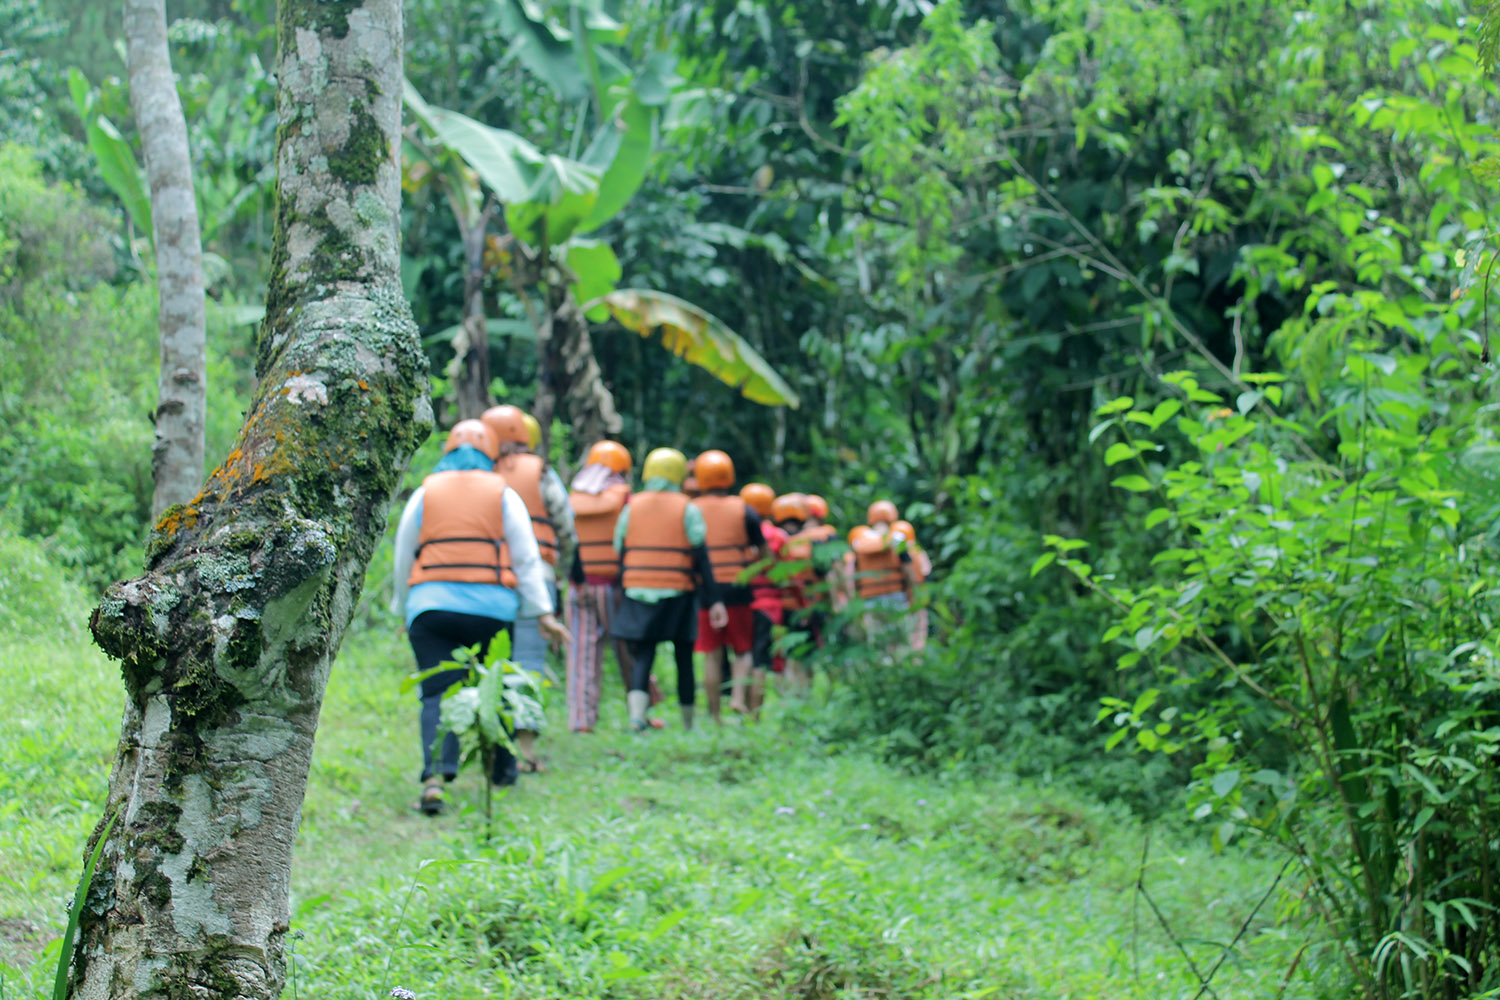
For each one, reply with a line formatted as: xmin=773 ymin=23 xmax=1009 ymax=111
xmin=709 ymin=602 xmax=729 ymax=630
xmin=538 ymin=612 xmax=572 ymax=647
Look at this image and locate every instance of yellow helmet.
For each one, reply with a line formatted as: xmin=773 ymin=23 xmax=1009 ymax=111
xmin=522 ymin=412 xmax=542 ymax=450
xmin=642 ymin=447 xmax=688 ymax=485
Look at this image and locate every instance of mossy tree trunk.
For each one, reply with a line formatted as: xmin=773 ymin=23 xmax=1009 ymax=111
xmin=70 ymin=1 xmax=428 ymax=997
xmin=125 ymin=0 xmax=207 ymax=520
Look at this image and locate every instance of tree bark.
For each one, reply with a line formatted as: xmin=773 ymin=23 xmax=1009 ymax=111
xmin=126 ymin=0 xmax=208 ymax=521
xmin=70 ymin=2 xmax=427 ymax=998
xmin=453 ymin=207 xmax=493 ymax=419
xmin=534 ymin=279 xmax=622 ymax=454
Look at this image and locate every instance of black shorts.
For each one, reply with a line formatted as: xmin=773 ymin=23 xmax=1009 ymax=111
xmin=751 ymin=608 xmax=776 ymax=669
xmin=786 ymin=609 xmax=824 ymax=644
xmin=611 ymin=591 xmax=698 ymax=645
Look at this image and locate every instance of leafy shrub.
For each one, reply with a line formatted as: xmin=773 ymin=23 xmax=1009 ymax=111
xmin=809 ymin=457 xmax=1184 ymax=812
xmin=1051 ymin=345 xmax=1500 ymax=999
xmin=0 ymin=144 xmax=254 ymax=591
xmin=0 ymin=527 xmax=90 ymax=638
xmin=0 ymin=145 xmax=158 ymax=588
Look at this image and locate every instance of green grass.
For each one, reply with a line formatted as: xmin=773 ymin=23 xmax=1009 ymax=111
xmin=0 ymin=605 xmax=1340 ymax=999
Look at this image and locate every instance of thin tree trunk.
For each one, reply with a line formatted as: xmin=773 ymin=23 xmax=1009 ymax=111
xmin=71 ymin=2 xmax=426 ymax=998
xmin=126 ymin=0 xmax=208 ymax=520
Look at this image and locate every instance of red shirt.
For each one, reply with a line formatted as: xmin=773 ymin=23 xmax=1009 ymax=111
xmin=751 ymin=523 xmax=788 ymax=614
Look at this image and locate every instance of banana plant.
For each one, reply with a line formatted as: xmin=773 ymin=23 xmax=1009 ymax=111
xmin=67 ymin=68 xmax=153 ymax=247
xmin=402 ymin=0 xmax=797 ymax=446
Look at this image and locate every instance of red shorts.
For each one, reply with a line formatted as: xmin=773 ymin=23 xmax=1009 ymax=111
xmin=695 ymin=604 xmax=754 ymax=654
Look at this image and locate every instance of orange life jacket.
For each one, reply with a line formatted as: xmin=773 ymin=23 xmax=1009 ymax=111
xmin=497 ymin=452 xmax=557 ymax=565
xmin=620 ymin=491 xmax=694 ymax=591
xmin=408 ymin=470 xmax=517 ymax=589
xmin=570 ymin=482 xmax=630 ymax=581
xmin=692 ymin=493 xmax=755 ymax=585
xmin=851 ymin=527 xmax=905 ymax=598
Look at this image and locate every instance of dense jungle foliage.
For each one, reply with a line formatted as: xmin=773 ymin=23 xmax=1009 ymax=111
xmin=6 ymin=0 xmax=1500 ymax=995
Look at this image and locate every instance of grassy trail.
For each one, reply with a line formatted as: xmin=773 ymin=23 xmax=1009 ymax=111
xmin=3 ymin=623 xmax=1319 ymax=999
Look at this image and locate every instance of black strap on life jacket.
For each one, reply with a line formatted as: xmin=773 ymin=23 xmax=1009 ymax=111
xmin=416 ymin=536 xmax=511 ymax=584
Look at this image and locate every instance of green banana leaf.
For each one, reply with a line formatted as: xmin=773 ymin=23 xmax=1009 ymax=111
xmin=404 ymin=78 xmax=545 ymax=204
xmin=494 ymin=0 xmax=591 ymax=102
xmin=68 ymin=68 xmax=153 ymax=243
xmin=577 ymin=97 xmax=656 ymax=234
xmin=565 ymin=240 xmax=621 ymax=321
xmin=601 ymin=289 xmax=800 ymax=408
xmin=503 ymin=153 xmax=602 ymax=247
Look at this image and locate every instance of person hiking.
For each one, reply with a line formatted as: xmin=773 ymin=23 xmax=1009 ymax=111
xmin=740 ymin=482 xmax=785 ymax=715
xmin=481 ymin=404 xmax=577 ymax=769
xmin=791 ymin=492 xmax=848 ymax=640
xmin=611 ymin=447 xmax=726 ymax=731
xmin=391 ymin=420 xmax=570 ymax=814
xmin=770 ymin=492 xmax=816 ymax=695
xmin=564 ymin=440 xmax=660 ymax=731
xmin=690 ymin=450 xmax=766 ymax=721
xmin=895 ymin=518 xmax=932 ymax=651
xmin=849 ymin=500 xmax=920 ymax=651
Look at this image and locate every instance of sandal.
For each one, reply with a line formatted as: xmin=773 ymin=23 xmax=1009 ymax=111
xmin=418 ymin=777 xmax=445 ymax=816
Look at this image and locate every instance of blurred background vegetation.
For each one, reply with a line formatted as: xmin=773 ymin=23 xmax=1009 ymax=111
xmin=7 ymin=1 xmax=1500 ymax=993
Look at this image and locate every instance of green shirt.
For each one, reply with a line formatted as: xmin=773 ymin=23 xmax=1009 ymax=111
xmin=614 ymin=479 xmax=707 ymax=603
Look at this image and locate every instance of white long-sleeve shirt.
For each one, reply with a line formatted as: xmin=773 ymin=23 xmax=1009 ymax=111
xmin=390 ymin=482 xmax=555 ymax=624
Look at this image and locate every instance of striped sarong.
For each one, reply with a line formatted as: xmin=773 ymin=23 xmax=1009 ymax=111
xmin=566 ymin=582 xmax=616 ymax=731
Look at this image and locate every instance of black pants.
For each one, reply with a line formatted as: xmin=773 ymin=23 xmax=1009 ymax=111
xmin=628 ymin=639 xmax=696 ymax=707
xmin=408 ymin=610 xmax=517 ymax=785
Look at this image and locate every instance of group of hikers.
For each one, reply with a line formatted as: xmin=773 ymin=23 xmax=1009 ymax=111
xmin=390 ymin=406 xmax=931 ymax=815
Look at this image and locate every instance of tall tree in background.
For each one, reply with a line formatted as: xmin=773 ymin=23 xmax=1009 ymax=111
xmin=125 ymin=0 xmax=208 ymax=519
xmin=68 ymin=0 xmax=428 ymax=995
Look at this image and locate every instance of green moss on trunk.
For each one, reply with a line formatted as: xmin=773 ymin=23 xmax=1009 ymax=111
xmin=277 ymin=0 xmax=361 ymax=43
xmin=328 ymin=100 xmax=382 ymax=185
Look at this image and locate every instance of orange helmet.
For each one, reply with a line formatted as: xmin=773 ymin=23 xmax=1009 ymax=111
xmin=740 ymin=482 xmax=775 ymax=517
xmin=444 ymin=419 xmax=498 ymax=460
xmin=694 ymin=449 xmax=735 ymax=491
xmin=586 ymin=440 xmax=632 ymax=474
xmin=806 ymin=494 xmax=829 ymax=520
xmin=894 ymin=519 xmax=918 ymax=545
xmin=848 ymin=524 xmax=885 ymax=554
xmin=867 ymin=500 xmax=899 ymax=526
xmin=480 ymin=404 xmax=530 ymax=446
xmin=772 ymin=492 xmax=810 ymax=524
